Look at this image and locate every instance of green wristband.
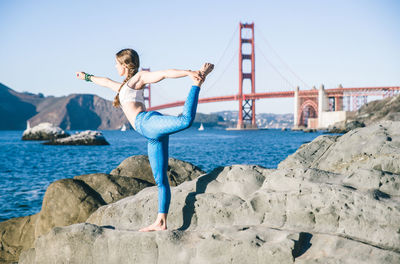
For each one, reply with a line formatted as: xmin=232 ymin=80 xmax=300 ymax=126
xmin=84 ymin=73 xmax=94 ymax=82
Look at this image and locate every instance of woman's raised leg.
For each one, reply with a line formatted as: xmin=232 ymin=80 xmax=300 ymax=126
xmin=137 ymin=85 xmax=200 ymax=139
xmin=136 ymin=63 xmax=214 ymax=139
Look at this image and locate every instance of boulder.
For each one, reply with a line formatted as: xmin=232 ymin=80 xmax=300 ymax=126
xmin=0 ymin=214 xmax=38 ymax=263
xmin=110 ymin=155 xmax=205 ymax=186
xmin=34 ymin=178 xmax=106 ymax=238
xmin=43 ymin=130 xmax=109 ymax=145
xmin=22 ymin=122 xmax=69 ymax=140
xmin=0 ymin=178 xmax=106 ymax=263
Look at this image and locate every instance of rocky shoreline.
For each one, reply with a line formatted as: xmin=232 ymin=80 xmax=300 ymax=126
xmin=1 ymin=121 xmax=399 ymax=263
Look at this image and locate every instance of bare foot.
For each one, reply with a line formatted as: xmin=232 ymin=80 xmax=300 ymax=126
xmin=198 ymin=63 xmax=214 ymax=86
xmin=139 ymin=222 xmax=167 ymax=232
xmin=200 ymin=62 xmax=214 ymax=77
xmin=190 ymin=63 xmax=214 ymax=86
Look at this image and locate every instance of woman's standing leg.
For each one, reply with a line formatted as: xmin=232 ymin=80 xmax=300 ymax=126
xmin=139 ymin=136 xmax=170 ymax=232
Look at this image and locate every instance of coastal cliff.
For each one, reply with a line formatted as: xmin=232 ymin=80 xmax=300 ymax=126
xmin=0 ymin=121 xmax=395 ymax=263
xmin=329 ymin=94 xmax=400 ymax=133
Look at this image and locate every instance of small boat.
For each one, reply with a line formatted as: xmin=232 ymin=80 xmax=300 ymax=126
xmin=198 ymin=123 xmax=204 ymax=131
xmin=120 ymin=124 xmax=127 ymax=131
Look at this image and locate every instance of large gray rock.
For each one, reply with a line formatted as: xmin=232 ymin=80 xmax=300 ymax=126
xmin=21 ymin=163 xmax=400 ymax=263
xmin=19 ymin=121 xmax=400 ymax=263
xmin=110 ymin=155 xmax=205 ymax=186
xmin=22 ymin=122 xmax=69 ymax=140
xmin=43 ymin=130 xmax=109 ymax=145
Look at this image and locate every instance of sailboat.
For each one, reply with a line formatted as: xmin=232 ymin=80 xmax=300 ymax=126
xmin=120 ymin=124 xmax=127 ymax=131
xmin=198 ymin=123 xmax=204 ymax=131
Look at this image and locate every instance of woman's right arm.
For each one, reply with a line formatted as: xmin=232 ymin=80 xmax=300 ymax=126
xmin=136 ymin=69 xmax=202 ymax=86
xmin=76 ymin=72 xmax=121 ymax=92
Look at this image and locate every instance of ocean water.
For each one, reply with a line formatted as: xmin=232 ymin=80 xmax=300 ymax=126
xmin=0 ymin=128 xmax=324 ymax=221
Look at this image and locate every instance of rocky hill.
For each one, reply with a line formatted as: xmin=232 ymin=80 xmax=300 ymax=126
xmin=29 ymin=93 xmax=128 ymax=130
xmin=329 ymin=94 xmax=400 ymax=133
xmin=355 ymin=93 xmax=400 ymax=125
xmin=0 ymin=83 xmax=41 ymax=130
xmin=0 ymin=83 xmax=129 ymax=130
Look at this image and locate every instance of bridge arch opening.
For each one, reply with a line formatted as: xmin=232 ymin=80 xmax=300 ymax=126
xmin=298 ymin=100 xmax=318 ymax=127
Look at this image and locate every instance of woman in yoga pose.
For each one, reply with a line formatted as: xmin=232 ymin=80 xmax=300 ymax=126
xmin=76 ymin=48 xmax=214 ymax=232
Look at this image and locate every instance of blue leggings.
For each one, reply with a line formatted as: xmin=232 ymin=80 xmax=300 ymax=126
xmin=134 ymin=85 xmax=200 ymax=213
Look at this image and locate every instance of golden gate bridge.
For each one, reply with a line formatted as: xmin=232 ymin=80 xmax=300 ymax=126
xmin=141 ymin=23 xmax=400 ymax=129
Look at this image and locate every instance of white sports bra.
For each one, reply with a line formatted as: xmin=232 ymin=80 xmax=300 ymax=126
xmin=119 ymin=82 xmax=145 ymax=105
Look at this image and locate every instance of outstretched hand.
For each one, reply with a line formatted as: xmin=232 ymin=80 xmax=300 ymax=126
xmin=76 ymin=72 xmax=86 ymax=80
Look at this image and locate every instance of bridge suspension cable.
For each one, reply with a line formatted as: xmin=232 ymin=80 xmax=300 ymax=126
xmin=202 ymin=52 xmax=236 ymax=95
xmin=256 ymin=45 xmax=296 ymax=90
xmin=255 ymin=25 xmax=311 ymax=89
xmin=201 ymin=26 xmax=238 ymax=95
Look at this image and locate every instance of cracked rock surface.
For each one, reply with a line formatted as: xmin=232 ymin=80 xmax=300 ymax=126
xmin=18 ymin=121 xmax=400 ymax=263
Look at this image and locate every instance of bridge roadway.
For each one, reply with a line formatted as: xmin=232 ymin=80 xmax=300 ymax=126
xmin=146 ymin=86 xmax=400 ymax=111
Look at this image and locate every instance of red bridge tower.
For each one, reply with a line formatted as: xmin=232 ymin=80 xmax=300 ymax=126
xmin=141 ymin=67 xmax=151 ymax=108
xmin=237 ymin=22 xmax=257 ymax=129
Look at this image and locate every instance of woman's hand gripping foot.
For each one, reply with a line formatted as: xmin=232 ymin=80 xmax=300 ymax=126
xmin=189 ymin=63 xmax=214 ymax=86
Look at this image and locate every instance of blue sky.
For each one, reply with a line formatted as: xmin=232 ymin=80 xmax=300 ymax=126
xmin=1 ymin=0 xmax=399 ymax=115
